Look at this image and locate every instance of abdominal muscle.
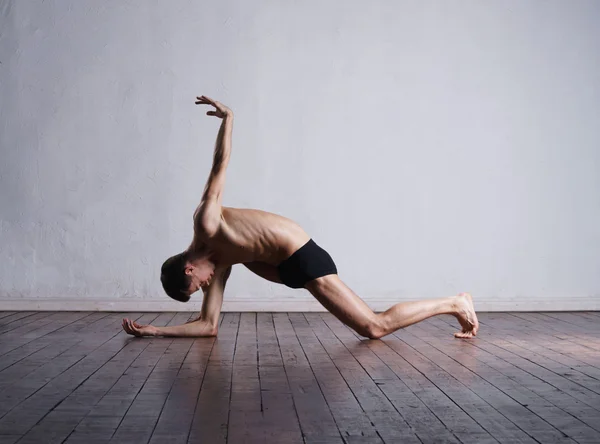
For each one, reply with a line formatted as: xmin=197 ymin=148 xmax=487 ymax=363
xmin=198 ymin=207 xmax=311 ymax=266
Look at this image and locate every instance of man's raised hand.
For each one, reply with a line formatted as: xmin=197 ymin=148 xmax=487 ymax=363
xmin=195 ymin=95 xmax=232 ymax=119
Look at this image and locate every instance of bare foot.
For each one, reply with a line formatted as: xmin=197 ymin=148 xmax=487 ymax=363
xmin=452 ymin=292 xmax=479 ymax=339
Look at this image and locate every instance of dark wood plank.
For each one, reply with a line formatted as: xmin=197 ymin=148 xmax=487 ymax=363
xmin=104 ymin=313 xmax=192 ymax=444
xmin=0 ymin=312 xmax=56 ymax=337
xmin=468 ymin=317 xmax=600 ymax=411
xmin=288 ymin=313 xmax=385 ymax=443
xmin=432 ymin=315 xmax=600 ymax=422
xmin=390 ymin=319 xmax=577 ymax=443
xmin=148 ymin=315 xmax=219 ymax=444
xmin=0 ymin=312 xmax=103 ymax=358
xmin=521 ymin=312 xmax=600 ymax=338
xmin=305 ymin=313 xmax=434 ymax=443
xmin=360 ymin=315 xmax=548 ymax=444
xmin=344 ymin=323 xmax=501 ymax=444
xmin=319 ymin=313 xmax=463 ymax=444
xmin=272 ymin=313 xmax=342 ymax=443
xmin=256 ymin=312 xmax=303 ymax=443
xmin=0 ymin=332 xmax=81 ymax=391
xmin=64 ymin=416 xmax=122 ymax=444
xmin=417 ymin=316 xmax=600 ymax=442
xmin=578 ymin=312 xmax=600 ymax=322
xmin=0 ymin=312 xmax=100 ymax=375
xmin=505 ymin=312 xmax=599 ymax=337
xmin=477 ymin=313 xmax=600 ymax=377
xmin=510 ymin=313 xmax=600 ymax=352
xmin=0 ymin=312 xmax=39 ymax=328
xmin=60 ymin=313 xmax=180 ymax=444
xmin=227 ymin=312 xmax=267 ymax=443
xmin=14 ymin=312 xmax=165 ymax=444
xmin=187 ymin=312 xmax=240 ymax=444
xmin=0 ymin=312 xmax=133 ymax=419
xmin=539 ymin=312 xmax=600 ymax=330
xmin=0 ymin=312 xmax=147 ymax=439
xmin=473 ymin=313 xmax=600 ymax=381
xmin=443 ymin=314 xmax=600 ymax=395
xmin=257 ymin=313 xmax=282 ymax=366
xmin=0 ymin=311 xmax=597 ymax=444
xmin=85 ymin=319 xmax=178 ymax=416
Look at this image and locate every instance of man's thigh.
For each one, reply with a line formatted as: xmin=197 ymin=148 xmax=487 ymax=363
xmin=305 ymin=275 xmax=377 ymax=331
xmin=243 ymin=262 xmax=282 ymax=284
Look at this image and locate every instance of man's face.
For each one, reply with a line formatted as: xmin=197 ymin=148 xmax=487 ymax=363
xmin=185 ymin=257 xmax=216 ymax=294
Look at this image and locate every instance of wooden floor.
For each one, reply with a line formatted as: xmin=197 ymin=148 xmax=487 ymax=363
xmin=0 ymin=312 xmax=599 ymax=443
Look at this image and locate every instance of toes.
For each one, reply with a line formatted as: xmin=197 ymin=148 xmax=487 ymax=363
xmin=454 ymin=330 xmax=475 ymax=339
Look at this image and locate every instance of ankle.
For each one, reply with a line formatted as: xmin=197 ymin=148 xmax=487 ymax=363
xmin=447 ymin=295 xmax=460 ymax=315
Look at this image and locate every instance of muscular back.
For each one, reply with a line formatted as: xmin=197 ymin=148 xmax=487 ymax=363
xmin=194 ymin=207 xmax=311 ymax=266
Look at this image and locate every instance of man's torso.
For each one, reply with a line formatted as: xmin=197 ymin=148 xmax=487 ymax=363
xmin=193 ymin=207 xmax=311 ymax=266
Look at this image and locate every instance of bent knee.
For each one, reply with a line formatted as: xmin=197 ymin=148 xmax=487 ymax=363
xmin=357 ymin=318 xmax=387 ymax=339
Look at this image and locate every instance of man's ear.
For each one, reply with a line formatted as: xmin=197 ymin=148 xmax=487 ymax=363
xmin=184 ymin=265 xmax=194 ymax=276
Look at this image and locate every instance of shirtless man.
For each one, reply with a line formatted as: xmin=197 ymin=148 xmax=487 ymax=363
xmin=122 ymin=96 xmax=479 ymax=339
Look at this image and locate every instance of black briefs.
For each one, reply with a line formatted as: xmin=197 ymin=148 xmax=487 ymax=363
xmin=277 ymin=239 xmax=338 ymax=289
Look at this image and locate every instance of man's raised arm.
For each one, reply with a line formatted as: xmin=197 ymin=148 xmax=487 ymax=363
xmin=194 ymin=95 xmax=233 ymax=237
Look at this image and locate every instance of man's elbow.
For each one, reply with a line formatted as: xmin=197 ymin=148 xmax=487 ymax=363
xmin=187 ymin=320 xmax=218 ymax=337
xmin=203 ymin=325 xmax=218 ymax=337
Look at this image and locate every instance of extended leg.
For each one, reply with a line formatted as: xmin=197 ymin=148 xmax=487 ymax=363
xmin=305 ymin=275 xmax=479 ymax=339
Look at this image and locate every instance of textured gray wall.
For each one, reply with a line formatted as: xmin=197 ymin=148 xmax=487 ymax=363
xmin=1 ymin=0 xmax=599 ymax=311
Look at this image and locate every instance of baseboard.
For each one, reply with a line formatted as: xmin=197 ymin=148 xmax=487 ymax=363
xmin=0 ymin=298 xmax=597 ymax=312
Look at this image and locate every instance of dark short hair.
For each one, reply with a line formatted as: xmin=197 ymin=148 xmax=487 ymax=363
xmin=160 ymin=252 xmax=191 ymax=302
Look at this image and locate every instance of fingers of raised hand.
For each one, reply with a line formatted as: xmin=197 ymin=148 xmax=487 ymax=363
xmin=195 ymin=95 xmax=214 ymax=105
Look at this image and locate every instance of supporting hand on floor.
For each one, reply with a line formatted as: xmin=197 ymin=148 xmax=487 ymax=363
xmin=122 ymin=318 xmax=157 ymax=337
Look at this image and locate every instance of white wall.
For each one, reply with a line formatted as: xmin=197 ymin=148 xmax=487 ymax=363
xmin=1 ymin=0 xmax=599 ymax=312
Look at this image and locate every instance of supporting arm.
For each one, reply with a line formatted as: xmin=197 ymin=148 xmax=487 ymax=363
xmin=122 ymin=266 xmax=232 ymax=338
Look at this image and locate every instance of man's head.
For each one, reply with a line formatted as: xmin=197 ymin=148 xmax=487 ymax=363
xmin=160 ymin=250 xmax=216 ymax=302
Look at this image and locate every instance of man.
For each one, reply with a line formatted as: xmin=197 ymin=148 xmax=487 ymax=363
xmin=122 ymin=96 xmax=479 ymax=339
